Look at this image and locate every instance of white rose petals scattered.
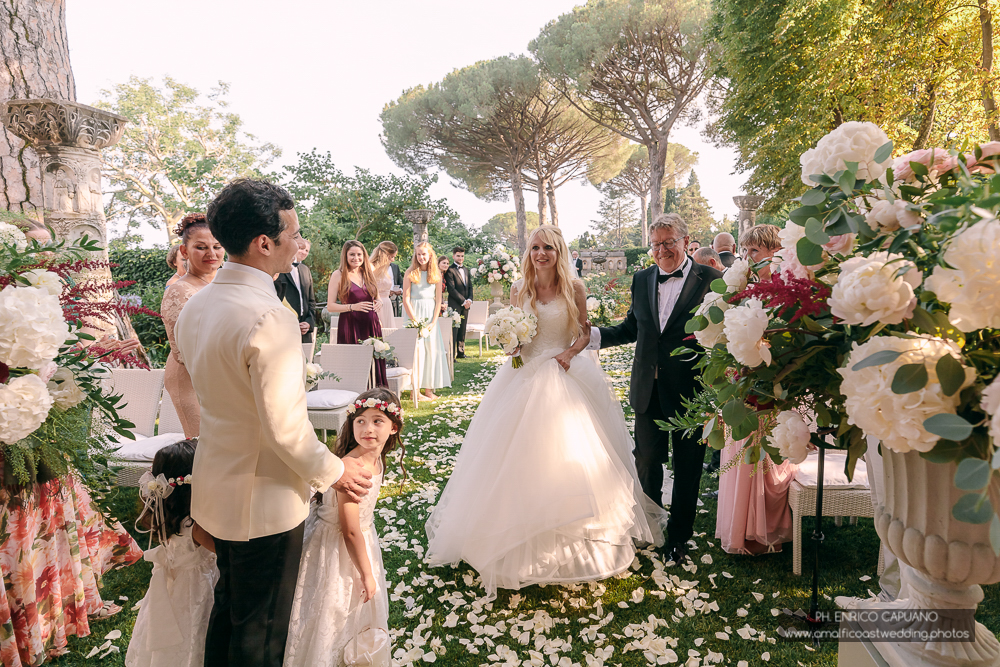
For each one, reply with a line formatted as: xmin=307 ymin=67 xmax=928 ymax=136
xmin=860 ymin=575 xmax=872 ymax=581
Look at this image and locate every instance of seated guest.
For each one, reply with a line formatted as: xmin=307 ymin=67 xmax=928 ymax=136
xmin=713 ymin=232 xmax=737 ymax=268
xmin=692 ymin=246 xmax=723 ymax=272
xmin=166 ymin=244 xmax=187 ymax=287
xmin=274 ymin=238 xmax=317 ymax=343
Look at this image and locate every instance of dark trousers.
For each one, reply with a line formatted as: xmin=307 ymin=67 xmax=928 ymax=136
xmin=453 ymin=309 xmax=469 ymax=357
xmin=633 ymin=383 xmax=706 ymax=549
xmin=204 ymin=522 xmax=305 ymax=667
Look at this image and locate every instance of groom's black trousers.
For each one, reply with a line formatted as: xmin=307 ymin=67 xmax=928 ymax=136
xmin=634 ymin=382 xmax=706 ymax=549
xmin=205 ymin=521 xmax=305 ymax=667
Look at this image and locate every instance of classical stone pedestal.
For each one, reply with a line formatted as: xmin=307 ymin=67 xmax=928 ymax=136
xmin=733 ymin=195 xmax=765 ymax=241
xmin=489 ymin=282 xmax=504 ymax=314
xmin=404 ymin=209 xmax=434 ymax=250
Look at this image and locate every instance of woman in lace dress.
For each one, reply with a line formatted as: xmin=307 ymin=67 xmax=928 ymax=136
xmin=716 ymin=224 xmax=799 ymax=554
xmin=369 ymin=241 xmax=397 ymax=329
xmin=425 ymin=226 xmax=664 ymax=595
xmin=161 ymin=214 xmax=223 ymax=437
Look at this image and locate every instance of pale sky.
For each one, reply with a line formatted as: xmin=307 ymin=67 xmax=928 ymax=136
xmin=66 ymin=0 xmax=747 ymax=247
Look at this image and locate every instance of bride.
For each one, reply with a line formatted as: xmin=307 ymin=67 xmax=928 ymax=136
xmin=425 ymin=225 xmax=664 ymax=595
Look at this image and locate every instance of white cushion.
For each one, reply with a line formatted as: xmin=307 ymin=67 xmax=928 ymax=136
xmin=112 ymin=432 xmax=186 ymax=462
xmin=386 ymin=367 xmax=410 ymax=378
xmin=306 ymin=389 xmax=358 ymax=410
xmin=795 ymin=450 xmax=869 ymax=488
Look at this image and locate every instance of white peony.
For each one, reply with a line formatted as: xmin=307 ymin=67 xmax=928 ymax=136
xmin=981 ymin=376 xmax=1000 ymax=445
xmin=586 ymin=297 xmax=599 ymax=312
xmin=0 ymin=374 xmax=53 ymax=444
xmin=490 ymin=260 xmax=499 ymax=269
xmin=775 ymin=224 xmax=823 ymax=280
xmin=767 ymin=410 xmax=811 ymax=464
xmin=838 ymin=335 xmax=974 ymax=453
xmin=723 ymin=298 xmax=772 ymax=367
xmin=829 ymin=252 xmax=920 ymax=326
xmin=0 ymin=222 xmax=27 ymax=251
xmin=799 ymin=121 xmax=891 ymax=186
xmin=0 ymin=285 xmax=70 ymax=370
xmin=21 ymin=269 xmax=63 ymax=297
xmin=693 ymin=291 xmax=730 ymax=349
xmin=723 ymin=258 xmax=750 ymax=294
xmin=925 ymin=219 xmax=1000 ymax=332
xmin=46 ymin=367 xmax=87 ymax=409
xmin=864 ymin=198 xmax=922 ymax=234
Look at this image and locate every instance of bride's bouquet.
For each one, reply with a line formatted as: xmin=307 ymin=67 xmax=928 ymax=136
xmin=485 ymin=306 xmax=537 ymax=368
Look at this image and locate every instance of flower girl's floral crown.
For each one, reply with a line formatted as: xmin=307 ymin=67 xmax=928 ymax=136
xmin=346 ymin=397 xmax=401 ymax=417
xmin=134 ymin=471 xmax=193 ymax=548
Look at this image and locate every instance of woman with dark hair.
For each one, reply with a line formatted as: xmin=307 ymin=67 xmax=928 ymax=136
xmin=166 ymin=244 xmax=187 ymax=287
xmin=327 ymin=240 xmax=387 ymax=387
xmin=161 ymin=214 xmax=224 ymax=437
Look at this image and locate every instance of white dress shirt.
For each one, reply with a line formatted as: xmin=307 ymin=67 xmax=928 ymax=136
xmin=289 ymin=262 xmax=304 ymax=315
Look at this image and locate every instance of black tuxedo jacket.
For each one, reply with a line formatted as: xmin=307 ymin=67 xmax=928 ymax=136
xmin=274 ymin=263 xmax=317 ymax=333
xmin=574 ymin=258 xmax=584 ymax=274
xmin=599 ymin=261 xmax=722 ymax=415
xmin=389 ymin=262 xmax=402 ymax=288
xmin=445 ymin=264 xmax=474 ymax=311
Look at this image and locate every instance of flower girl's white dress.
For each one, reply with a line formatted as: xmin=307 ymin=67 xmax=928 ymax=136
xmin=425 ymin=296 xmax=665 ymax=595
xmin=283 ymin=465 xmax=389 ymax=667
xmin=126 ymin=519 xmax=218 ymax=667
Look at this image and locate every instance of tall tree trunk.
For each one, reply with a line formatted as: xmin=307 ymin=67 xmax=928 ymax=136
xmin=510 ymin=169 xmax=528 ymax=256
xmin=647 ymin=137 xmax=668 ymax=218
xmin=912 ymin=81 xmax=937 ymax=150
xmin=0 ymin=0 xmax=76 ymax=215
xmin=536 ymin=175 xmax=547 ymax=226
xmin=546 ymin=180 xmax=558 ymax=226
xmin=980 ymin=0 xmax=1000 ymax=141
xmin=639 ymin=194 xmax=648 ymax=246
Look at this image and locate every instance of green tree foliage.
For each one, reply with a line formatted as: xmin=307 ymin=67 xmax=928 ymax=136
xmin=97 ymin=76 xmax=280 ymax=245
xmin=282 ymin=150 xmax=473 ymax=284
xmin=708 ymin=0 xmax=998 ymax=211
xmin=482 ymin=211 xmax=540 ymax=249
xmin=590 ymin=183 xmax=640 ymax=247
xmin=532 ymin=0 xmax=715 ymax=217
xmin=675 ymin=171 xmax=715 ymax=244
xmin=109 ymin=246 xmax=173 ymax=288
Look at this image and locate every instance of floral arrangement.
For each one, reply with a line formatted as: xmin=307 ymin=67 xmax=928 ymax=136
xmin=0 ymin=225 xmax=151 ymax=489
xmin=405 ymin=318 xmax=433 ymax=339
xmin=362 ymin=336 xmax=395 ymax=361
xmin=484 ymin=305 xmax=537 ymax=368
xmin=471 ymin=244 xmax=521 ymax=287
xmin=346 ymin=396 xmax=402 ymax=417
xmin=677 ymin=121 xmax=1000 ymax=545
xmin=584 ymin=273 xmax=629 ymax=325
xmin=305 ymin=362 xmax=340 ymax=390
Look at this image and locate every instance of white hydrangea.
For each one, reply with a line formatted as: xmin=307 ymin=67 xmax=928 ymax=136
xmin=775 ymin=224 xmax=823 ymax=280
xmin=925 ymin=219 xmax=1000 ymax=332
xmin=723 ymin=298 xmax=771 ymax=367
xmin=0 ymin=374 xmax=53 ymax=444
xmin=981 ymin=376 xmax=1000 ymax=445
xmin=693 ymin=291 xmax=729 ymax=349
xmin=767 ymin=410 xmax=811 ymax=464
xmin=0 ymin=285 xmax=70 ymax=370
xmin=723 ymin=258 xmax=750 ymax=294
xmin=21 ymin=269 xmax=63 ymax=297
xmin=838 ymin=335 xmax=974 ymax=453
xmin=799 ymin=121 xmax=891 ymax=186
xmin=0 ymin=222 xmax=27 ymax=251
xmin=829 ymin=252 xmax=920 ymax=326
xmin=46 ymin=367 xmax=87 ymax=409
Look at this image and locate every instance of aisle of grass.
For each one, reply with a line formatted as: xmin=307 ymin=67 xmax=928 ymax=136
xmin=52 ymin=347 xmax=1000 ymax=666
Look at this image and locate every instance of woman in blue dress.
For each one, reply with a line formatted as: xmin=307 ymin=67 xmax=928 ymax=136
xmin=403 ymin=242 xmax=451 ymax=400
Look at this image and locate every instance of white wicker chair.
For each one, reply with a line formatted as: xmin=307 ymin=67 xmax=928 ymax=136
xmin=302 ymin=340 xmax=316 ymax=363
xmin=105 ymin=368 xmax=164 ymax=486
xmin=465 ymin=301 xmax=489 ymax=356
xmin=383 ymin=327 xmax=420 ymax=408
xmin=308 ymin=344 xmax=374 ymax=439
xmin=158 ymin=390 xmax=185 ymax=435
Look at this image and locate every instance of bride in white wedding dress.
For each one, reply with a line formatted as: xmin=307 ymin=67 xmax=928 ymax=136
xmin=425 ymin=225 xmax=665 ymax=595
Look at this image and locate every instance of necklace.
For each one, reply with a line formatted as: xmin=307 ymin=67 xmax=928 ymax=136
xmin=190 ymin=272 xmax=212 ymax=286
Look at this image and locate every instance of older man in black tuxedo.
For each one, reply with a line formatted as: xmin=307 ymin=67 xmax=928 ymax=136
xmin=593 ymin=213 xmax=722 ymax=564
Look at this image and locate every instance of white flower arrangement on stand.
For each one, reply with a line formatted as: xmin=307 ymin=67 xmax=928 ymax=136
xmin=473 ymin=245 xmax=522 ymax=287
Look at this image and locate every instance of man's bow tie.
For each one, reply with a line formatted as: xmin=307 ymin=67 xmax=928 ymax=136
xmin=658 ymin=269 xmax=684 ymax=283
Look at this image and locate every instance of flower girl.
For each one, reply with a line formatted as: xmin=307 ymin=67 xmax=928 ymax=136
xmin=283 ymin=388 xmax=405 ymax=667
xmin=126 ymin=440 xmax=218 ymax=667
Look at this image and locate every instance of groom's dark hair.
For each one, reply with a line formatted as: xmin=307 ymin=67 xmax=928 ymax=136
xmin=207 ymin=178 xmax=296 ymax=257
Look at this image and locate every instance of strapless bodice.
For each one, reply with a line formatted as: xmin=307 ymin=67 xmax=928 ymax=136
xmin=521 ymin=298 xmax=574 ymax=361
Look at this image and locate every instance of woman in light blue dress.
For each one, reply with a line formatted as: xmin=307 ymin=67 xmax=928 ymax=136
xmin=403 ymin=241 xmax=452 ymax=399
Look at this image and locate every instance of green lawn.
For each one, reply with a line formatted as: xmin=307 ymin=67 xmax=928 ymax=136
xmin=51 ymin=346 xmax=1000 ymax=666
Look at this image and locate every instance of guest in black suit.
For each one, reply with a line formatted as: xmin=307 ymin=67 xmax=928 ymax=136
xmin=571 ymin=250 xmax=584 ymax=278
xmin=713 ymin=232 xmax=737 ymax=268
xmin=593 ymin=213 xmax=722 ymax=564
xmin=274 ymin=238 xmax=317 ymax=343
xmin=389 ymin=261 xmax=403 ymax=317
xmin=444 ymin=246 xmax=475 ymax=358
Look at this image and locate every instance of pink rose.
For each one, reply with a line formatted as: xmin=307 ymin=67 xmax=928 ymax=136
xmin=821 ymin=234 xmax=855 ymax=255
xmin=892 ymin=148 xmax=959 ymax=182
xmin=966 ymin=141 xmax=1000 ymax=174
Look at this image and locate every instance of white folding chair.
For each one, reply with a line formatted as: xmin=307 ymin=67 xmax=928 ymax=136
xmin=308 ymin=344 xmax=375 ymax=439
xmin=465 ymin=301 xmax=490 ymax=356
xmin=383 ymin=327 xmax=420 ymax=408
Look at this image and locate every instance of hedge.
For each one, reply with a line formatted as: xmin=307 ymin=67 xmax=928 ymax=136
xmin=110 ymin=247 xmax=174 ymax=289
xmin=622 ymin=246 xmax=649 ymax=268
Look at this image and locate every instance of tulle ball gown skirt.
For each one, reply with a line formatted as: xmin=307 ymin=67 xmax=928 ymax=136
xmin=425 ymin=347 xmax=664 ymax=595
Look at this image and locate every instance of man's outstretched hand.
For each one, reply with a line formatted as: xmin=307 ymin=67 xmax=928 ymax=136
xmin=333 ymin=456 xmax=373 ymax=503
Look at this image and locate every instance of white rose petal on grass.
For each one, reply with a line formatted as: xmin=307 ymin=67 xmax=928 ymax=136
xmin=751 ymin=592 xmax=765 ymax=602
xmin=762 ymin=652 xmax=771 ymax=662
xmin=771 ymin=608 xmax=780 ymax=616
xmin=829 ymin=252 xmax=920 ymax=326
xmin=737 ymin=608 xmax=749 ymax=617
xmin=700 ymin=554 xmax=713 ymax=565
xmin=722 ymin=572 xmax=733 ymax=579
xmin=715 ymin=631 xmax=730 ymax=640
xmin=860 ymin=575 xmax=872 ymax=581
xmin=925 ymin=218 xmax=1000 ymax=332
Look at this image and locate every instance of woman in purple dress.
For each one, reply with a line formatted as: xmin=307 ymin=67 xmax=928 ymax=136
xmin=327 ymin=240 xmax=388 ymax=387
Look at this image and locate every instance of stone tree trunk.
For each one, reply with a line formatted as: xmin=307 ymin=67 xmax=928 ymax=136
xmin=0 ymin=0 xmax=76 ymax=216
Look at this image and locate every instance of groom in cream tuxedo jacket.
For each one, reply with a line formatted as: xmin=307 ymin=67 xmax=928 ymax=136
xmin=176 ymin=179 xmax=371 ymax=667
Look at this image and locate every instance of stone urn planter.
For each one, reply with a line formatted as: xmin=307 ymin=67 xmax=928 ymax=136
xmin=847 ymin=450 xmax=1000 ymax=666
xmin=489 ymin=282 xmax=504 ymax=314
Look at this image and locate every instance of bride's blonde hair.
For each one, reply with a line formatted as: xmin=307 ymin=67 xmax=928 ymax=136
xmin=517 ymin=225 xmax=581 ymax=335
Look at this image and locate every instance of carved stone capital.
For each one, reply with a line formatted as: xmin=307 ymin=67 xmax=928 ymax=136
xmin=1 ymin=99 xmax=126 ymax=150
xmin=732 ymin=195 xmax=766 ymax=212
xmin=403 ymin=209 xmax=435 ymax=225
